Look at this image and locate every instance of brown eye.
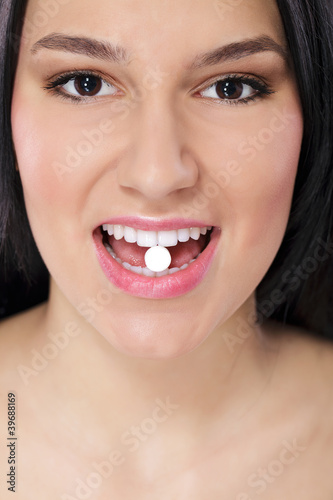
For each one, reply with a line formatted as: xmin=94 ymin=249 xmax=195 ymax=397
xmin=73 ymin=75 xmax=102 ymax=96
xmin=199 ymin=77 xmax=265 ymax=104
xmin=215 ymin=80 xmax=244 ymax=100
xmin=57 ymin=73 xmax=118 ymax=99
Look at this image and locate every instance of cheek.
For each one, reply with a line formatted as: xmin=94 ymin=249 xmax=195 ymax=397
xmin=11 ymin=88 xmax=106 ymax=206
xmin=11 ymin=88 xmax=111 ymax=248
xmin=10 ymin=90 xmax=89 ymax=268
xmin=198 ymin=104 xmax=303 ymax=244
xmin=189 ymin=101 xmax=303 ymax=298
xmin=228 ymin=110 xmax=303 ymax=250
xmin=11 ymin=91 xmax=71 ymax=206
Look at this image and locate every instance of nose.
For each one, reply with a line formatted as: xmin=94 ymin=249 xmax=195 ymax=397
xmin=117 ymin=97 xmax=199 ymax=200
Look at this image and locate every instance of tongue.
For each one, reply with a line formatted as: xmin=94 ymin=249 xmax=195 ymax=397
xmin=109 ymin=235 xmax=207 ymax=268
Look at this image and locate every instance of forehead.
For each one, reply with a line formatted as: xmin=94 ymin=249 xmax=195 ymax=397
xmin=22 ymin=0 xmax=285 ymax=68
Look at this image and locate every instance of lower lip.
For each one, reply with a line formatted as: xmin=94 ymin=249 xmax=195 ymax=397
xmin=92 ymin=227 xmax=220 ymax=299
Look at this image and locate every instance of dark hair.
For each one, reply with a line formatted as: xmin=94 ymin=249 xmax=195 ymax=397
xmin=0 ymin=0 xmax=333 ymax=334
xmin=0 ymin=0 xmax=30 ymax=272
xmin=0 ymin=0 xmax=49 ymax=315
xmin=256 ymin=0 xmax=333 ymax=336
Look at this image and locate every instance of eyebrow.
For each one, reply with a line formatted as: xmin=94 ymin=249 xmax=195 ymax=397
xmin=187 ymin=36 xmax=289 ymax=70
xmin=31 ymin=33 xmax=288 ymax=68
xmin=30 ymin=33 xmax=131 ymax=64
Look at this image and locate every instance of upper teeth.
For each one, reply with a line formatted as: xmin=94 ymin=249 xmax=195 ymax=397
xmin=102 ymin=224 xmax=212 ymax=247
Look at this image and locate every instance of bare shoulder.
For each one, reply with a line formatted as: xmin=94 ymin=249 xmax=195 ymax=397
xmin=263 ymin=319 xmax=333 ymax=415
xmin=260 ymin=321 xmax=333 ymax=495
xmin=0 ymin=303 xmax=47 ymax=381
xmin=263 ymin=317 xmax=333 ymax=350
xmin=0 ymin=302 xmax=46 ymax=342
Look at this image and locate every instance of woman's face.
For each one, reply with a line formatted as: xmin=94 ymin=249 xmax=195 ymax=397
xmin=11 ymin=0 xmax=303 ymax=358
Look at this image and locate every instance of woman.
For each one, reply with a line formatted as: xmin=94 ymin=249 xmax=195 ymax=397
xmin=0 ymin=0 xmax=333 ymax=498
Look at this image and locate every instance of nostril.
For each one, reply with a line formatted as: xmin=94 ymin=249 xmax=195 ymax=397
xmin=117 ymin=153 xmax=199 ymax=199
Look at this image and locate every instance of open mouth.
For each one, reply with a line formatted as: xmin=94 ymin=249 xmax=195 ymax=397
xmin=100 ymin=224 xmax=214 ymax=277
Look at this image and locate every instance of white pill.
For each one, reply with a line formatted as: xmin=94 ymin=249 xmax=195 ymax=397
xmin=144 ymin=245 xmax=172 ymax=273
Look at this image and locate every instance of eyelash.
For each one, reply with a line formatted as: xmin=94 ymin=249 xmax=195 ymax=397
xmin=197 ymin=74 xmax=275 ymax=106
xmin=43 ymin=70 xmax=275 ymax=105
xmin=43 ymin=70 xmax=117 ymax=103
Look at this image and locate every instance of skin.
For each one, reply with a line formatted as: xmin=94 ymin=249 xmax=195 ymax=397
xmin=12 ymin=0 xmax=302 ymax=358
xmin=0 ymin=0 xmax=333 ymax=498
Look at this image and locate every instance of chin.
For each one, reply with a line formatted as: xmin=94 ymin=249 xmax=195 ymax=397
xmin=93 ymin=309 xmax=212 ymax=360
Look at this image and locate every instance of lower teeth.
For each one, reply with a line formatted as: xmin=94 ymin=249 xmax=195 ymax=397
xmin=104 ymin=243 xmax=197 ymax=276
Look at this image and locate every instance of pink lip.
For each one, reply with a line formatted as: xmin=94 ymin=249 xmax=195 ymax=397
xmin=97 ymin=216 xmax=214 ymax=231
xmin=92 ymin=218 xmax=221 ymax=299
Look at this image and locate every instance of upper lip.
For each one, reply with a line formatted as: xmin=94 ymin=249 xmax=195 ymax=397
xmin=95 ymin=216 xmax=217 ymax=232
